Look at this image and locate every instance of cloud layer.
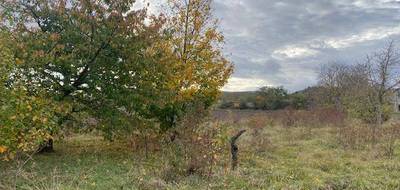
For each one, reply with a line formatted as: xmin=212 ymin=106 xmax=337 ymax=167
xmin=214 ymin=0 xmax=400 ymax=91
xmin=139 ymin=0 xmax=400 ymax=91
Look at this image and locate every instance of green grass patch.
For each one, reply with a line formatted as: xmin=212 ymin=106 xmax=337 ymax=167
xmin=2 ymin=125 xmax=400 ymax=189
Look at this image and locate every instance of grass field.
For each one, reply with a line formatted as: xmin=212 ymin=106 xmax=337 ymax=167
xmin=2 ymin=110 xmax=400 ymax=189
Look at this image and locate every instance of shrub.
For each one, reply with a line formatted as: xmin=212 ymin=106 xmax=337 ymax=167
xmin=311 ymin=107 xmax=346 ymax=127
xmin=159 ymin=102 xmax=229 ymax=178
xmin=248 ymin=115 xmax=269 ymax=135
xmin=337 ymin=124 xmax=374 ymax=150
xmin=186 ymin=122 xmax=229 ymax=175
xmin=378 ymin=124 xmax=400 ymax=158
xmin=159 ymin=121 xmax=229 ymax=181
xmin=272 ymin=107 xmax=345 ymax=128
xmin=247 ymin=116 xmax=273 ymax=152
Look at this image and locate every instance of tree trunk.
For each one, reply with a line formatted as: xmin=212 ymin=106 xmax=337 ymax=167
xmin=38 ymin=139 xmax=54 ymax=153
xmin=374 ymin=102 xmax=383 ymax=144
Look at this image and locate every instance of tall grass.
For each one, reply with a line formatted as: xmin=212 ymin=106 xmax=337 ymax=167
xmin=2 ymin=109 xmax=400 ymax=189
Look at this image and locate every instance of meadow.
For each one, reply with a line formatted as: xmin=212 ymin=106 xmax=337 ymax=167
xmin=2 ymin=109 xmax=400 ymax=190
xmin=2 ymin=1 xmax=400 ymax=190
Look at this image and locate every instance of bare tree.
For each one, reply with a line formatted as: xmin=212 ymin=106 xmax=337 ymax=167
xmin=318 ymin=41 xmax=400 ymax=145
xmin=365 ymin=40 xmax=400 ymax=138
xmin=319 ymin=41 xmax=400 ymax=126
xmin=318 ymin=62 xmax=348 ymax=109
xmin=318 ymin=61 xmax=371 ymax=111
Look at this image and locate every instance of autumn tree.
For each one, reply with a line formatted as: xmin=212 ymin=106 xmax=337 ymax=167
xmin=0 ymin=0 xmax=232 ymax=151
xmin=0 ymin=31 xmax=66 ymax=159
xmin=144 ymin=0 xmax=233 ymax=129
xmin=0 ymin=0 xmax=168 ymax=147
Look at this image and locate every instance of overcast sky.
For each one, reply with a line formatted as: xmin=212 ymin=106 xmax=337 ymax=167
xmin=141 ymin=0 xmax=400 ymax=92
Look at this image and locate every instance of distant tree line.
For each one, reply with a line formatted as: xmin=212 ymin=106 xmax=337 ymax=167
xmin=220 ymin=40 xmax=400 ymax=124
xmin=218 ymin=86 xmax=308 ymax=110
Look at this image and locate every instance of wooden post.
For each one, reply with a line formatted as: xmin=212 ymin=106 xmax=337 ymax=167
xmin=38 ymin=138 xmax=54 ymax=153
xmin=230 ymin=129 xmax=246 ymax=170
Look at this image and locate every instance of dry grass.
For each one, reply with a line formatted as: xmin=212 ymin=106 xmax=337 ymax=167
xmin=2 ymin=109 xmax=400 ymax=189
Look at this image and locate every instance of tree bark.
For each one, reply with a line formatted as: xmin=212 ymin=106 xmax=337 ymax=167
xmin=373 ymin=96 xmax=384 ymax=144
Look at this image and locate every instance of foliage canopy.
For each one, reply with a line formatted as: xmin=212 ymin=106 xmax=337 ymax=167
xmin=0 ymin=0 xmax=232 ymax=156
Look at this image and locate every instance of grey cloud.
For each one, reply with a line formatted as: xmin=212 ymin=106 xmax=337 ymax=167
xmin=213 ymin=0 xmax=400 ymax=91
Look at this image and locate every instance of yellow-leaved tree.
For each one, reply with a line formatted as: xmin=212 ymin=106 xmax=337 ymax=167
xmin=145 ymin=0 xmax=233 ymax=129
